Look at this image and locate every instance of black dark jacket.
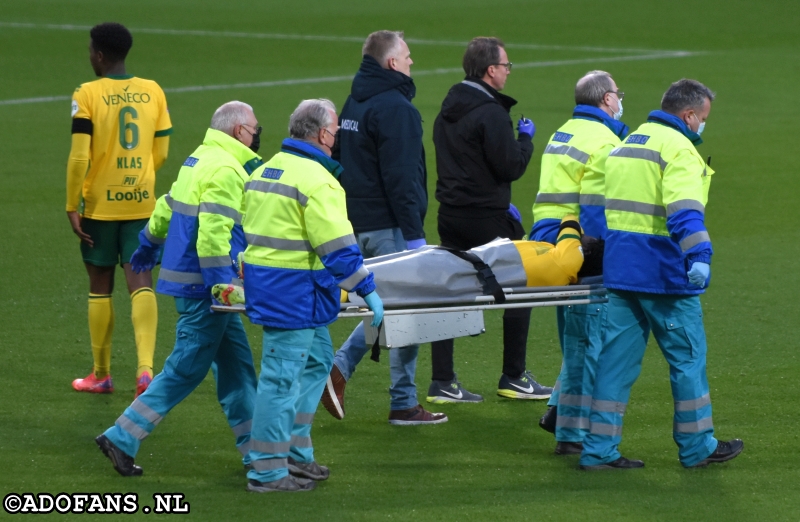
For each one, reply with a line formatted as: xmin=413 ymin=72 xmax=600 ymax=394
xmin=335 ymin=56 xmax=427 ymax=240
xmin=433 ymin=77 xmax=533 ymax=216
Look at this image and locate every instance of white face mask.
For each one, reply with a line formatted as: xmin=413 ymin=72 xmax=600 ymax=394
xmin=612 ymin=98 xmax=623 ymax=120
xmin=692 ymin=112 xmax=706 ymax=135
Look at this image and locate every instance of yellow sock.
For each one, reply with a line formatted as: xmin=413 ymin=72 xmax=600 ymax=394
xmin=88 ymin=294 xmax=114 ymax=379
xmin=131 ymin=287 xmax=157 ymax=377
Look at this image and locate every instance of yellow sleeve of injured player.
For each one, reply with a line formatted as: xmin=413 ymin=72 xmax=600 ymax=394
xmin=152 ymin=136 xmax=170 ymax=172
xmin=65 ymin=133 xmax=91 ymax=211
xmin=513 ymin=215 xmax=583 ymax=287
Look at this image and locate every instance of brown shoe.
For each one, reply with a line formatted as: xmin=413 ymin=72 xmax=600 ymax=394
xmin=320 ymin=365 xmax=346 ymax=420
xmin=388 ymin=404 xmax=448 ymax=426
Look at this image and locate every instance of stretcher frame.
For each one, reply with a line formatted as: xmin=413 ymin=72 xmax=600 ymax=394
xmin=343 ymin=282 xmax=607 ymax=348
xmin=212 ymin=279 xmax=607 ymax=349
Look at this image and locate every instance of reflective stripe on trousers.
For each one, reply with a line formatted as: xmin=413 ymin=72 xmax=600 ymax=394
xmin=580 ymin=291 xmax=718 ymax=468
xmin=247 ymin=326 xmax=334 ymax=484
xmin=102 ymin=297 xmax=257 ymax=461
xmin=555 ymin=301 xmax=605 ymax=443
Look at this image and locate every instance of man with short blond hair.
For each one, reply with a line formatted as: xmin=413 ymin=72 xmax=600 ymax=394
xmin=321 ymin=30 xmax=445 ymax=426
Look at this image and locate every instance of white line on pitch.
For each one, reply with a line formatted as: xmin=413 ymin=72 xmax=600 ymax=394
xmin=0 ymin=51 xmax=696 ymax=107
xmin=0 ymin=21 xmax=687 ymax=55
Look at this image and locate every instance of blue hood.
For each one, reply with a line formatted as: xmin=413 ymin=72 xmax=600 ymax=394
xmin=572 ymin=104 xmax=629 ymax=140
xmin=647 ymin=110 xmax=703 ymax=146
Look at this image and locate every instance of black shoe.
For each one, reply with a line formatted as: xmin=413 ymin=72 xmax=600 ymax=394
xmin=95 ymin=435 xmax=142 ymax=476
xmin=247 ymin=476 xmax=316 ymax=493
xmin=690 ymin=439 xmax=744 ymax=468
xmin=539 ymin=406 xmax=556 ymax=434
xmin=555 ymin=441 xmax=583 ymax=455
xmin=580 ymin=456 xmax=644 ymax=470
xmin=288 ymin=457 xmax=330 ymax=481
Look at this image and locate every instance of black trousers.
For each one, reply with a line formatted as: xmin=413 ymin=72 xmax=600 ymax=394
xmin=431 ymin=210 xmax=531 ymax=381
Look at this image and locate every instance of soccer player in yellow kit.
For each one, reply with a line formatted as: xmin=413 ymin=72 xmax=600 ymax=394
xmin=66 ymin=23 xmax=172 ymax=397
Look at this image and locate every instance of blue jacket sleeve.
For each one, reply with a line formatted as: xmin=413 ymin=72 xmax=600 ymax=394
xmin=320 ymin=244 xmax=376 ymax=297
xmin=666 ymin=209 xmax=713 ymax=265
xmin=579 ymin=205 xmax=608 ymax=240
xmin=530 ymin=218 xmax=561 ymax=244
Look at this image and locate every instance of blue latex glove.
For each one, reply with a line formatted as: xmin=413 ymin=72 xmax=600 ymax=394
xmin=130 ymin=245 xmax=161 ymax=274
xmin=687 ymin=262 xmax=710 ymax=288
xmin=406 ymin=238 xmax=426 ymax=250
xmin=363 ymin=291 xmax=384 ymax=327
xmin=517 ymin=117 xmax=536 ymax=139
xmin=507 ymin=203 xmax=522 ymax=223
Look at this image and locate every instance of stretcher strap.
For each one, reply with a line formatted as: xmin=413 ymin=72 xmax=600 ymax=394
xmin=370 ymin=323 xmax=382 ymax=362
xmin=437 ymin=247 xmax=506 ymax=304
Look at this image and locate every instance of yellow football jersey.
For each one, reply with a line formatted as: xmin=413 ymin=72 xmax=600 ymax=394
xmin=71 ymin=75 xmax=172 ymax=220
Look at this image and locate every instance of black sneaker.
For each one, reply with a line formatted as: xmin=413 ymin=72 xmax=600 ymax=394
xmin=689 ymin=439 xmax=744 ymax=468
xmin=498 ymin=371 xmax=553 ymax=400
xmin=426 ymin=374 xmax=484 ymax=404
xmin=580 ymin=456 xmax=644 ymax=470
xmin=539 ymin=406 xmax=557 ymax=433
xmin=95 ymin=435 xmax=142 ymax=476
xmin=555 ymin=441 xmax=583 ymax=455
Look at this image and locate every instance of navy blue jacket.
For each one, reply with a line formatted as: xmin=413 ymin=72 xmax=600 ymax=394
xmin=336 ymin=56 xmax=427 ymax=241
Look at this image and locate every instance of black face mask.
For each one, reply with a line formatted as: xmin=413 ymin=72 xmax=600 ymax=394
xmin=248 ymin=131 xmax=260 ymax=154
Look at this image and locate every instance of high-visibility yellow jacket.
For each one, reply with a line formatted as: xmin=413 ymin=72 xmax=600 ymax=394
xmin=242 ymin=139 xmax=375 ymax=328
xmin=142 ymin=128 xmax=263 ymax=299
xmin=531 ymin=105 xmax=627 ymax=243
xmin=603 ymin=110 xmax=714 ymax=294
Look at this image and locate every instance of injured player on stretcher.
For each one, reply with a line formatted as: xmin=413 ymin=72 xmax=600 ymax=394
xmin=212 ymin=216 xmax=602 ymax=308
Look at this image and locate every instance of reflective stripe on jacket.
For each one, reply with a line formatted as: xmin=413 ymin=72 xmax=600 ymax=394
xmin=243 ymin=139 xmax=375 ymax=329
xmin=147 ymin=128 xmax=262 ymax=299
xmin=531 ymin=105 xmax=626 ymax=243
xmin=603 ymin=111 xmax=715 ymax=294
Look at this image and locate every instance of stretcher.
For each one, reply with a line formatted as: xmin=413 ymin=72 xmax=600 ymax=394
xmin=212 ymin=276 xmax=606 ymax=349
xmin=340 ymin=277 xmax=606 ymax=348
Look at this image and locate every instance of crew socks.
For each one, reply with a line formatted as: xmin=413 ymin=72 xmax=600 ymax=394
xmin=131 ymin=287 xmax=157 ymax=377
xmin=88 ymin=293 xmax=114 ymax=378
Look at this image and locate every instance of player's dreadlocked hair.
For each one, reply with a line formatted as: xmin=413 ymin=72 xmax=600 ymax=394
xmin=90 ymin=23 xmax=133 ymax=62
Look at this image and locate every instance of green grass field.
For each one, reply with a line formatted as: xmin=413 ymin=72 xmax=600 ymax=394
xmin=2 ymin=0 xmax=799 ymax=519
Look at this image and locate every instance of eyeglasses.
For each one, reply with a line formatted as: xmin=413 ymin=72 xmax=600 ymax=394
xmin=605 ymin=90 xmax=625 ymax=101
xmin=241 ymin=123 xmax=262 ymax=136
xmin=323 ymin=128 xmax=337 ymax=139
xmin=492 ymin=62 xmax=513 ymax=71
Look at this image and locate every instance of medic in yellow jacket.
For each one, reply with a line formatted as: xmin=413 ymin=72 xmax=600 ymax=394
xmin=242 ymin=139 xmax=375 ymax=329
xmin=604 ymin=109 xmax=714 ymax=294
xmin=139 ymin=128 xmax=263 ymax=298
xmin=531 ymin=104 xmax=628 ymax=243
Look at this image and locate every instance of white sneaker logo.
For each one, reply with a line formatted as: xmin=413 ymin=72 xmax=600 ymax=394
xmin=509 ymin=382 xmax=534 ymax=393
xmin=440 ymin=388 xmax=463 ymax=399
